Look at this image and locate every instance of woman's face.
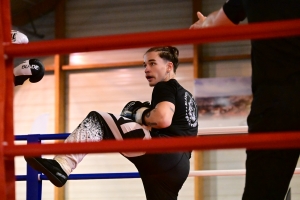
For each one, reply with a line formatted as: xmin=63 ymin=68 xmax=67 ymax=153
xmin=143 ymin=51 xmax=171 ymax=87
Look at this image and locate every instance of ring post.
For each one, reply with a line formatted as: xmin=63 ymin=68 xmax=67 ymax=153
xmin=26 ymin=134 xmax=42 ymax=200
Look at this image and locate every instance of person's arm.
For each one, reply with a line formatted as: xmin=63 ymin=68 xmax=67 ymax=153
xmin=143 ymin=101 xmax=175 ymax=129
xmin=190 ymin=8 xmax=235 ymax=29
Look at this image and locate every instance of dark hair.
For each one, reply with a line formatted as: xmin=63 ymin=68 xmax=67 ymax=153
xmin=145 ymin=46 xmax=179 ymax=73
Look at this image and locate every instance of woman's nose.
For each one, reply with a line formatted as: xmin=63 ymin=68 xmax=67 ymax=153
xmin=144 ymin=65 xmax=149 ymax=72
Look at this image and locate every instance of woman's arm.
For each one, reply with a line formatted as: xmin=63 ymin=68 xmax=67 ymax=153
xmin=143 ymin=101 xmax=175 ymax=129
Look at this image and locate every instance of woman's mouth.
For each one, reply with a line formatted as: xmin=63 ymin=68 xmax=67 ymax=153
xmin=146 ymin=76 xmax=153 ymax=81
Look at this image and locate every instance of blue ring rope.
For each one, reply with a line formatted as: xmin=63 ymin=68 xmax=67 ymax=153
xmin=16 ymin=133 xmax=141 ymax=181
xmin=16 ymin=172 xmax=140 ymax=181
xmin=15 ymin=133 xmax=70 ymax=141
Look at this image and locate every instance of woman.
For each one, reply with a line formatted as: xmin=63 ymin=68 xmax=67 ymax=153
xmin=25 ymin=46 xmax=198 ymax=200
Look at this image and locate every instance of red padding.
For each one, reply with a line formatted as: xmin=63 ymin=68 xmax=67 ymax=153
xmin=5 ymin=131 xmax=300 ymax=157
xmin=4 ymin=19 xmax=300 ymax=58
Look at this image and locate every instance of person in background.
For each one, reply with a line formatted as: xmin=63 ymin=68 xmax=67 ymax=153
xmin=190 ymin=0 xmax=300 ymax=199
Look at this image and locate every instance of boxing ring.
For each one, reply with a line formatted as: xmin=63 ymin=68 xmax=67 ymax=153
xmin=1 ymin=0 xmax=300 ymax=199
xmin=14 ymin=132 xmax=300 ymax=200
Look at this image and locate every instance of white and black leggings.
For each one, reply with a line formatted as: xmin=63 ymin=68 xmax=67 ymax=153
xmin=55 ymin=111 xmax=190 ymax=200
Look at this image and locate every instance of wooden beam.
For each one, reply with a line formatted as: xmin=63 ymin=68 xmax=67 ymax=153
xmin=193 ymin=45 xmax=203 ymax=78
xmin=54 ymin=54 xmax=66 ymax=200
xmin=63 ymin=61 xmax=149 ymax=70
xmin=54 ymin=0 xmax=66 ymax=200
xmin=44 ymin=58 xmax=194 ymax=71
xmin=62 ymin=58 xmax=193 ymax=70
xmin=192 ymin=0 xmax=204 ymax=199
xmin=44 ymin=54 xmax=251 ymax=72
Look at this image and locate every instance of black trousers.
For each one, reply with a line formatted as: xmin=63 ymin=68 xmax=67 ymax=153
xmin=128 ymin=152 xmax=190 ymax=200
xmin=242 ymin=85 xmax=300 ymax=200
xmin=242 ymin=149 xmax=299 ymax=200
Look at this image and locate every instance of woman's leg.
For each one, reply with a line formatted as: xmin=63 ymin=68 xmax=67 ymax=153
xmin=25 ymin=111 xmax=151 ymax=187
xmin=130 ymin=152 xmax=190 ymax=200
xmin=55 ymin=111 xmax=151 ymax=173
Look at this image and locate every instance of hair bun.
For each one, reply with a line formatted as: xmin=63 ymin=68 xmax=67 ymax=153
xmin=168 ymin=46 xmax=179 ymax=57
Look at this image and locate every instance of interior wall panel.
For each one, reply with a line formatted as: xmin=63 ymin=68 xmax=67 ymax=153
xmin=65 ymin=0 xmax=193 ymax=38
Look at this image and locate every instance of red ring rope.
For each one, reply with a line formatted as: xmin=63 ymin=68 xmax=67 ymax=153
xmin=5 ymin=131 xmax=300 ymax=157
xmin=3 ymin=18 xmax=300 ymax=58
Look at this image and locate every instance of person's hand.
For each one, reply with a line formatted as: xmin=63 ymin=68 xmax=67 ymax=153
xmin=190 ymin=12 xmax=207 ymax=29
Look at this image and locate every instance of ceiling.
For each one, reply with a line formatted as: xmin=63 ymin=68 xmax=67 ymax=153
xmin=11 ymin=0 xmax=61 ymax=26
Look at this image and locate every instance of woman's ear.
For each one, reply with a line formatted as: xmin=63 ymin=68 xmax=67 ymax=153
xmin=167 ymin=62 xmax=173 ymax=72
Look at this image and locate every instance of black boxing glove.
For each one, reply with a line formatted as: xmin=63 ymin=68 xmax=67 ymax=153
xmin=14 ymin=59 xmax=45 ymax=86
xmin=120 ymin=101 xmax=151 ymax=124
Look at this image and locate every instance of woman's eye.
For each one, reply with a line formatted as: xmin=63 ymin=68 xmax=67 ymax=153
xmin=143 ymin=62 xmax=155 ymax=68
